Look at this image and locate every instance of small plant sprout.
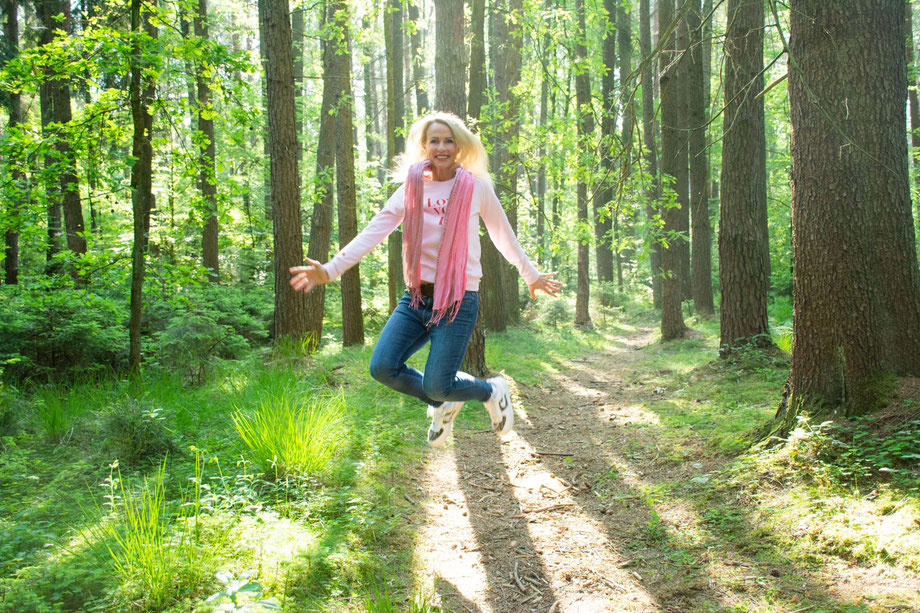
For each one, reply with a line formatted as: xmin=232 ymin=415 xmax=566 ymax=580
xmin=206 ymin=570 xmax=279 ymax=612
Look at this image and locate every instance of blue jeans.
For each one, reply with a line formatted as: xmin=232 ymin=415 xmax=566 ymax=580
xmin=369 ymin=291 xmax=492 ymax=407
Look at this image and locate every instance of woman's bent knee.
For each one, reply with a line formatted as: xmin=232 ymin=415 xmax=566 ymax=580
xmin=422 ymin=377 xmax=452 ymax=403
xmin=369 ymin=359 xmax=394 ymax=384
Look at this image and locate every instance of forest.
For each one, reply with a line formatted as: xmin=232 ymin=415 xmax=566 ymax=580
xmin=2 ymin=0 xmax=920 ymax=611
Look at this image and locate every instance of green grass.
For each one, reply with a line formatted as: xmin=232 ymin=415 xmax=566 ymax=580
xmin=90 ymin=458 xmax=208 ymax=610
xmin=233 ymin=388 xmax=346 ymax=478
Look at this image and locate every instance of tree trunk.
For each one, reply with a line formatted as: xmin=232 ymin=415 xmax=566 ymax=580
xmin=38 ymin=0 xmax=86 ymax=257
xmin=128 ymin=0 xmax=157 ymax=372
xmin=574 ymin=0 xmax=593 ymax=328
xmin=719 ymin=0 xmax=769 ymax=353
xmin=408 ymin=0 xmax=429 ymax=114
xmin=385 ymin=0 xmax=405 ymax=312
xmin=687 ymin=0 xmax=713 ymax=316
xmin=863 ymin=4 xmax=920 ymax=375
xmin=291 ymin=3 xmax=304 ymax=170
xmin=435 ymin=0 xmax=466 ymax=117
xmin=468 ymin=0 xmax=486 ymax=121
xmin=332 ymin=1 xmax=365 ymax=347
xmin=462 ymin=0 xmax=490 ymax=375
xmin=596 ymin=0 xmax=617 ymax=288
xmin=195 ymin=0 xmax=220 ymax=283
xmin=675 ymin=10 xmax=691 ymax=302
xmin=617 ymin=0 xmax=634 ymax=292
xmin=303 ymin=2 xmax=337 ymax=353
xmin=908 ymin=3 xmax=920 ymax=204
xmin=784 ymin=0 xmax=918 ymax=420
xmin=4 ymin=0 xmax=22 ymax=285
xmin=491 ymin=0 xmax=524 ymax=323
xmin=640 ymin=0 xmax=661 ymax=308
xmin=259 ymin=0 xmax=308 ymax=341
xmin=40 ymin=79 xmax=62 ymax=269
xmin=477 ymin=3 xmax=507 ymax=333
xmin=658 ymin=0 xmax=686 ymax=339
xmin=536 ymin=1 xmax=551 ymax=267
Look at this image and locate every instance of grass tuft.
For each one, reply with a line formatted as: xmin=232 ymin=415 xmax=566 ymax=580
xmin=233 ymin=388 xmax=347 ymax=478
xmin=92 ymin=458 xmax=206 ymax=610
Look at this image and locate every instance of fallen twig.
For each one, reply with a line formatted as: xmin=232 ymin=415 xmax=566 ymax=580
xmin=535 ymin=451 xmax=575 ymax=457
xmin=524 ymin=502 xmax=574 ymax=513
xmin=513 ymin=560 xmax=527 ymax=592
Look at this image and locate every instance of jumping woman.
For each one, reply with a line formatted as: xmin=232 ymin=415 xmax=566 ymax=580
xmin=289 ymin=112 xmax=561 ymax=447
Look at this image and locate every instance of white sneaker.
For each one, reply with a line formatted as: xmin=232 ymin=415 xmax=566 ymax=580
xmin=427 ymin=401 xmax=464 ymax=447
xmin=485 ymin=375 xmax=514 ymax=435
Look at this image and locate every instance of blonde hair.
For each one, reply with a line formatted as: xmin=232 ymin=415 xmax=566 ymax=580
xmin=391 ymin=112 xmax=491 ymax=183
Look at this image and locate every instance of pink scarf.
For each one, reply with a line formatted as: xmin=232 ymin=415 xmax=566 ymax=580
xmin=403 ymin=160 xmax=475 ymax=324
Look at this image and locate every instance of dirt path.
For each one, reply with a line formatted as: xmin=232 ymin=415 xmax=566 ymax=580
xmin=411 ymin=327 xmax=920 ymax=613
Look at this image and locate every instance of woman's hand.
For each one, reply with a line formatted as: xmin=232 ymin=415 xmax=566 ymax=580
xmin=528 ymin=272 xmax=562 ymax=300
xmin=289 ymin=257 xmax=330 ymax=294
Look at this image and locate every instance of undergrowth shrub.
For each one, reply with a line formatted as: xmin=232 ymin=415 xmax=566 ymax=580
xmin=767 ymin=414 xmax=920 ymax=489
xmin=233 ymin=389 xmax=346 ymax=478
xmin=153 ymin=312 xmax=250 ymax=384
xmin=100 ymin=398 xmax=178 ymax=465
xmin=817 ymin=416 xmax=920 ymax=487
xmin=0 ymin=283 xmax=127 ymax=383
xmin=539 ymin=298 xmax=571 ymax=329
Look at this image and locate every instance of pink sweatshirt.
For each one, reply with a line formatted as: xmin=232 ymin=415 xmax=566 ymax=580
xmin=323 ymin=175 xmax=540 ymax=291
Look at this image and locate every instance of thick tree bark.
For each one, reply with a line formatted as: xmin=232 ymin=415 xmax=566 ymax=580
xmin=719 ymin=0 xmax=769 ymax=353
xmin=128 ymin=0 xmax=157 ymax=372
xmin=434 ymin=0 xmax=466 ymax=117
xmin=574 ymin=0 xmax=593 ymax=327
xmin=596 ymin=0 xmax=617 ymax=288
xmin=640 ymin=0 xmax=662 ymax=307
xmin=687 ymin=0 xmax=713 ymax=316
xmin=4 ymin=0 xmax=22 ymax=285
xmin=658 ymin=0 xmax=686 ymax=339
xmin=331 ymin=1 xmax=364 ymax=347
xmin=259 ymin=0 xmax=308 ymax=341
xmin=784 ymin=0 xmax=919 ymax=420
xmin=195 ymin=0 xmax=220 ymax=283
xmin=385 ymin=0 xmax=405 ymax=312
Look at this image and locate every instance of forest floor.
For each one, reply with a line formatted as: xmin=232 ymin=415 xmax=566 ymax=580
xmin=410 ymin=325 xmax=920 ymax=613
xmin=3 ymin=303 xmax=920 ymax=612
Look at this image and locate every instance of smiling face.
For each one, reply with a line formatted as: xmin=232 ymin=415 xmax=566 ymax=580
xmin=422 ymin=121 xmax=460 ymax=180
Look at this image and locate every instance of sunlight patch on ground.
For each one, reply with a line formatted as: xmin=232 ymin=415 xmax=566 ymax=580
xmin=597 ymin=403 xmax=662 ymax=426
xmin=500 ymin=436 xmax=658 ymax=612
xmin=413 ymin=449 xmax=491 ymax=610
xmin=231 ymin=510 xmax=318 ymax=569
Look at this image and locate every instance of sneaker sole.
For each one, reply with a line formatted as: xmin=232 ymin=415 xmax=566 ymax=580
xmin=428 ymin=404 xmax=463 ymax=447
